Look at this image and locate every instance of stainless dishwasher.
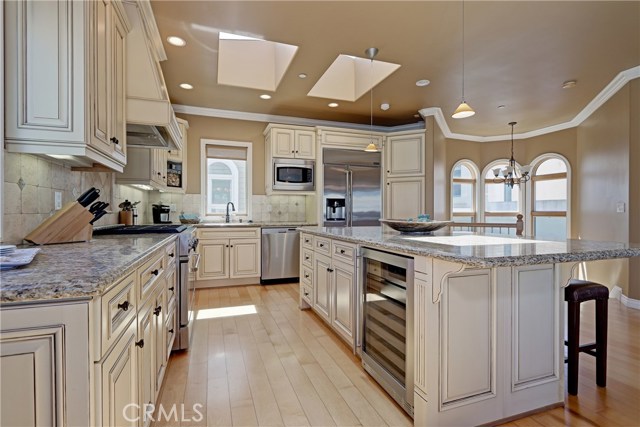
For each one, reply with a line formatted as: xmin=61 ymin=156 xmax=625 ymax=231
xmin=260 ymin=227 xmax=300 ymax=283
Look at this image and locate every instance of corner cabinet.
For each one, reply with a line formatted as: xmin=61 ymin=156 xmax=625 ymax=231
xmin=196 ymin=227 xmax=261 ymax=287
xmin=4 ymin=0 xmax=131 ymax=172
xmin=299 ymin=232 xmax=357 ymax=348
xmin=384 ymin=131 xmax=426 ymax=219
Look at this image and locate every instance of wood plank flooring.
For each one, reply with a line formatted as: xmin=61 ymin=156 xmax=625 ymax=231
xmin=154 ymin=284 xmax=640 ymax=427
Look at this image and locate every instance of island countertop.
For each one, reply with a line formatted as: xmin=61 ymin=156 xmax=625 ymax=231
xmin=0 ymin=235 xmax=177 ymax=304
xmin=298 ymin=226 xmax=640 ymax=268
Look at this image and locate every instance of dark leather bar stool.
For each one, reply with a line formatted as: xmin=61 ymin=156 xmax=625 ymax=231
xmin=564 ymin=279 xmax=609 ymax=395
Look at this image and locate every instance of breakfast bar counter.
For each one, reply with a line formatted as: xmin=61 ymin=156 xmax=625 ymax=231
xmin=297 ymin=226 xmax=640 ymax=426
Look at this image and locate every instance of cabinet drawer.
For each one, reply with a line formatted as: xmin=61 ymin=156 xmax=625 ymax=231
xmin=100 ymin=271 xmax=136 ymax=356
xmin=165 ymin=305 xmax=176 ymax=357
xmin=165 ymin=267 xmax=177 ymax=309
xmin=165 ymin=241 xmax=177 ymax=264
xmin=138 ymin=250 xmax=165 ymax=304
xmin=314 ymin=236 xmax=331 ymax=256
xmin=332 ymin=241 xmax=356 ymax=265
xmin=197 ymin=227 xmax=260 ymax=240
xmin=301 ymin=283 xmax=313 ymax=305
xmin=301 ymin=265 xmax=313 ymax=286
xmin=301 ymin=247 xmax=314 ymax=267
xmin=301 ymin=233 xmax=313 ymax=248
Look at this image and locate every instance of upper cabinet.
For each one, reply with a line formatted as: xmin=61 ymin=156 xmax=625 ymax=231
xmin=385 ymin=133 xmax=425 ymax=177
xmin=4 ymin=0 xmax=131 ymax=172
xmin=266 ymin=125 xmax=316 ymax=160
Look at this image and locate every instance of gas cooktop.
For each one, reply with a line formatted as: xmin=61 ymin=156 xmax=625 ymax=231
xmin=92 ymin=224 xmax=188 ymax=235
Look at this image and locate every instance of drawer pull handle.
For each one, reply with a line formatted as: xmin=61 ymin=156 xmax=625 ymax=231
xmin=135 ymin=339 xmax=144 ymax=348
xmin=169 ymin=328 xmax=174 ymax=334
xmin=169 ymin=286 xmax=175 ymax=292
xmin=327 ymin=268 xmax=333 ymax=273
xmin=151 ymin=269 xmax=159 ymax=276
xmin=110 ymin=137 xmax=119 ymax=145
xmin=117 ymin=301 xmax=131 ymax=311
xmin=154 ymin=306 xmax=162 ymax=316
xmin=340 ymin=249 xmax=345 ymax=254
xmin=169 ymin=252 xmax=175 ymax=258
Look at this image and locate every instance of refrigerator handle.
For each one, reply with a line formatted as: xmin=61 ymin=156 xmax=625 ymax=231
xmin=346 ymin=170 xmax=353 ymax=227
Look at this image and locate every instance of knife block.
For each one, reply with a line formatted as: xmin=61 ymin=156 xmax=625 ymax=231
xmin=24 ymin=202 xmax=94 ymax=245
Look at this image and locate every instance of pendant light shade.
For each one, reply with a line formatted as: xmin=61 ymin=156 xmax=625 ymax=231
xmin=364 ymin=143 xmax=379 ymax=152
xmin=452 ymin=1 xmax=475 ymax=119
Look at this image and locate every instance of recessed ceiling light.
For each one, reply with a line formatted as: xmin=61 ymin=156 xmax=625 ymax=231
xmin=328 ymin=102 xmax=339 ymax=108
xmin=562 ymin=80 xmax=577 ymax=89
xmin=380 ymin=103 xmax=390 ymax=111
xmin=167 ymin=36 xmax=186 ymax=47
xmin=416 ymin=79 xmax=430 ymax=87
xmin=179 ymin=83 xmax=193 ymax=90
xmin=298 ymin=73 xmax=307 ymax=79
xmin=497 ymin=105 xmax=506 ymax=109
xmin=413 ymin=114 xmax=420 ymax=118
xmin=260 ymin=94 xmax=272 ymax=100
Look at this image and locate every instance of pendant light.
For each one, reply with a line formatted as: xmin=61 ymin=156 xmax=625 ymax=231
xmin=452 ymin=1 xmax=475 ymax=119
xmin=364 ymin=47 xmax=380 ymax=152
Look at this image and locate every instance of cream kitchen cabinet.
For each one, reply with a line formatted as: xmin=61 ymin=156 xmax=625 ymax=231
xmin=301 ymin=233 xmax=357 ymax=347
xmin=196 ymin=227 xmax=261 ymax=286
xmin=383 ymin=131 xmax=426 ymax=219
xmin=116 ymin=147 xmax=168 ymax=190
xmin=166 ymin=118 xmax=189 ymax=193
xmin=4 ymin=0 xmax=131 ymax=172
xmin=265 ymin=125 xmax=316 ymax=159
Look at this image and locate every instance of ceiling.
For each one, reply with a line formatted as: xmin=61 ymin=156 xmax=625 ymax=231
xmin=151 ymin=1 xmax=640 ymax=137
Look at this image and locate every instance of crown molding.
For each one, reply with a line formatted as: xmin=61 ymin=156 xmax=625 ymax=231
xmin=419 ymin=65 xmax=640 ymax=142
xmin=174 ymin=65 xmax=639 ymax=141
xmin=172 ymin=104 xmax=425 ymax=133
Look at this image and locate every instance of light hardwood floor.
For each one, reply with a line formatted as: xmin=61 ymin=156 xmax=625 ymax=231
xmin=155 ymin=284 xmax=640 ymax=427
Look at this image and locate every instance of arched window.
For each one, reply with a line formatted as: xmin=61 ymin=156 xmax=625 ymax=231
xmin=451 ymin=160 xmax=478 ymax=222
xmin=483 ymin=160 xmax=521 ymax=224
xmin=530 ymin=155 xmax=570 ymax=239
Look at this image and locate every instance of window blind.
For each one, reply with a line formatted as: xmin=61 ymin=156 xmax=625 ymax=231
xmin=206 ymin=144 xmax=247 ymax=161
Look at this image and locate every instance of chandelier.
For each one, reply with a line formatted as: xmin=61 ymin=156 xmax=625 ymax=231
xmin=492 ymin=122 xmax=531 ymax=188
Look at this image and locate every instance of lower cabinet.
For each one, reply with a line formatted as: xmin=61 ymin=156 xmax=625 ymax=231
xmin=385 ymin=176 xmax=425 ymax=220
xmin=0 ymin=240 xmax=178 ymax=427
xmin=196 ymin=227 xmax=261 ymax=286
xmin=302 ymin=233 xmax=357 ymax=347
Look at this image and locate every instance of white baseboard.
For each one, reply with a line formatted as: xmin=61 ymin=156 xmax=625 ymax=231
xmin=611 ymin=285 xmax=640 ymax=310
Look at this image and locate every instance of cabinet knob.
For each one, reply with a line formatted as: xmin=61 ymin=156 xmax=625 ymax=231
xmin=151 ymin=269 xmax=159 ymax=276
xmin=304 ymin=291 xmax=309 ymax=297
xmin=169 ymin=328 xmax=174 ymax=334
xmin=135 ymin=339 xmax=144 ymax=348
xmin=226 ymin=245 xmax=229 ymax=248
xmin=340 ymin=249 xmax=345 ymax=254
xmin=387 ymin=170 xmax=390 ymax=173
xmin=319 ymin=243 xmax=324 ymax=247
xmin=110 ymin=137 xmax=119 ymax=145
xmin=154 ymin=306 xmax=162 ymax=316
xmin=291 ymin=150 xmax=295 ymax=153
xmin=305 ymin=273 xmax=309 ymax=278
xmin=169 ymin=252 xmax=175 ymax=258
xmin=305 ymin=256 xmax=309 ymax=260
xmin=230 ymin=245 xmax=234 ymax=248
xmin=157 ymin=172 xmax=161 ymax=176
xmin=117 ymin=300 xmax=131 ymax=311
xmin=327 ymin=268 xmax=333 ymax=273
xmin=169 ymin=286 xmax=175 ymax=292
xmin=387 ymin=182 xmax=390 ymax=185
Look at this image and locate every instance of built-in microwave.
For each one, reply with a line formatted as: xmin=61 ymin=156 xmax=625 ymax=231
xmin=273 ymin=158 xmax=315 ymax=191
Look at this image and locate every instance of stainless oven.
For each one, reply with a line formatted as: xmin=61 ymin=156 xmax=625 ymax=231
xmin=361 ymin=247 xmax=414 ymax=417
xmin=175 ymin=233 xmax=199 ymax=350
xmin=273 ymin=158 xmax=314 ymax=191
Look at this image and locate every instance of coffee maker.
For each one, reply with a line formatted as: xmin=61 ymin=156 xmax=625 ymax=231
xmin=152 ymin=204 xmax=171 ymax=224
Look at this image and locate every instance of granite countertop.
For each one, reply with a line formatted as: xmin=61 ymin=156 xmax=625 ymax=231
xmin=298 ymin=226 xmax=640 ymax=268
xmin=0 ymin=235 xmax=177 ymax=304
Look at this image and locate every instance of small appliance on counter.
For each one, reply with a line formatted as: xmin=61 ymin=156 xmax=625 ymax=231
xmin=152 ymin=203 xmax=171 ymax=224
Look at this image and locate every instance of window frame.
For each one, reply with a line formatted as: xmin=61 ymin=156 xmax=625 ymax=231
xmin=450 ymin=159 xmax=480 ymax=222
xmin=481 ymin=159 xmax=525 ymax=222
xmin=526 ymin=153 xmax=571 ymax=238
xmin=200 ymin=139 xmax=253 ymax=220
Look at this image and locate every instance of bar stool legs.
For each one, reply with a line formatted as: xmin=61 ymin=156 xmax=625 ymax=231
xmin=564 ymin=280 xmax=609 ymax=395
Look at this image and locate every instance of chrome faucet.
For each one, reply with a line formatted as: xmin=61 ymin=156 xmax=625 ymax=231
xmin=225 ymin=202 xmax=236 ymax=223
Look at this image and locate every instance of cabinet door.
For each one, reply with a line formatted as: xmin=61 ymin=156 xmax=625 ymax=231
xmin=109 ymin=5 xmax=127 ymax=162
xmin=229 ymin=239 xmax=261 ymax=278
xmin=313 ymin=253 xmax=332 ymax=322
xmin=152 ymin=288 xmax=166 ymax=398
xmin=385 ymin=177 xmax=425 ymax=219
xmin=331 ymin=260 xmax=355 ymax=343
xmin=295 ymin=130 xmax=316 ymax=159
xmin=385 ymin=134 xmax=424 ymax=177
xmin=153 ymin=150 xmax=168 ymax=187
xmin=98 ymin=320 xmax=138 ymax=427
xmin=198 ymin=239 xmax=229 ymax=280
xmin=272 ymin=128 xmax=296 ymax=158
xmin=137 ymin=300 xmax=155 ymax=427
xmin=90 ymin=0 xmax=114 ymax=156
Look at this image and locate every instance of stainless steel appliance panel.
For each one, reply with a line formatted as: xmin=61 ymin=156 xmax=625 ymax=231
xmin=350 ymin=166 xmax=382 ymax=226
xmin=261 ymin=228 xmax=300 ymax=281
xmin=272 ymin=158 xmax=315 ymax=191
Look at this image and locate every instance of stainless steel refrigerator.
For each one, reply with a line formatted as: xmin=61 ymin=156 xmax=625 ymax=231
xmin=323 ymin=148 xmax=382 ymax=227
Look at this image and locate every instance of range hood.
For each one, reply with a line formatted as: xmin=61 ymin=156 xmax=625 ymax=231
xmin=124 ymin=0 xmax=183 ymax=151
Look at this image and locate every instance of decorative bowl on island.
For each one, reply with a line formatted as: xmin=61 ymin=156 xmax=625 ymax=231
xmin=379 ymin=219 xmax=452 ymax=234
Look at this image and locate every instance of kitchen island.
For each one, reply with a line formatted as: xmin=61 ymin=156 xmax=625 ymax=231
xmin=298 ymin=226 xmax=640 ymax=426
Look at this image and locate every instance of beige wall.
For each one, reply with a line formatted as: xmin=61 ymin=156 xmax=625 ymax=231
xmin=629 ymin=80 xmax=640 ymax=299
xmin=178 ymin=114 xmax=267 ymax=195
